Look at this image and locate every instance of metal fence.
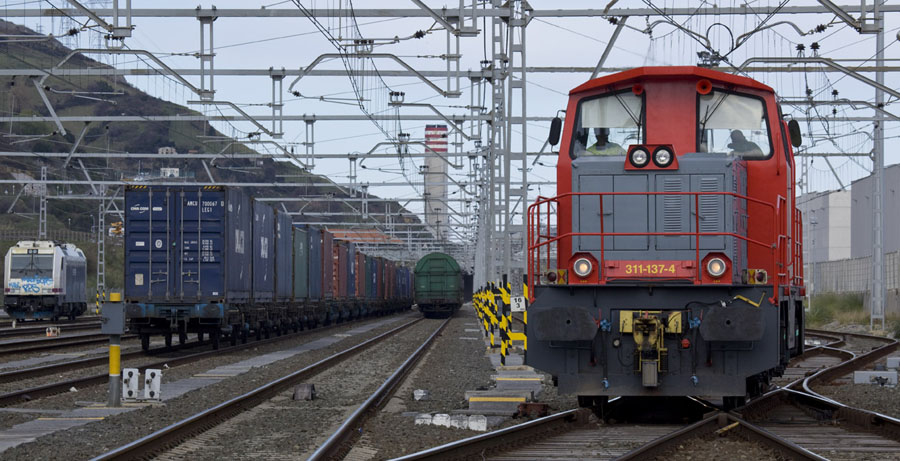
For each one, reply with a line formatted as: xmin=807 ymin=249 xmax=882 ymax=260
xmin=0 ymin=229 xmax=96 ymax=243
xmin=806 ymin=251 xmax=900 ymax=294
xmin=806 ymin=251 xmax=900 ymax=316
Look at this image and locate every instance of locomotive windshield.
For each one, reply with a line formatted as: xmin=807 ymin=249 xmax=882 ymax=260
xmin=9 ymin=254 xmax=53 ymax=279
xmin=698 ymin=91 xmax=771 ymax=158
xmin=570 ymin=91 xmax=643 ymax=158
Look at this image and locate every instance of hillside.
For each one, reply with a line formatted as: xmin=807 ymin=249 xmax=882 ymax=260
xmin=0 ymin=19 xmax=424 ymax=236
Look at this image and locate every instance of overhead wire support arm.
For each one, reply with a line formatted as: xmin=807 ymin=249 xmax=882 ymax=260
xmin=591 ymin=16 xmax=627 ymax=79
xmin=289 ymin=53 xmax=461 ymax=98
xmin=62 ymin=123 xmax=90 ymax=168
xmin=187 ymin=100 xmax=281 ymax=138
xmin=42 ymin=49 xmax=211 ymax=98
xmin=816 ymin=0 xmax=876 ymax=33
xmin=780 ymin=98 xmax=900 ymax=122
xmin=30 ymin=78 xmax=67 ymax=136
xmin=388 ymin=101 xmax=473 ymax=140
xmin=65 ymin=0 xmax=133 ymax=39
xmin=409 ymin=0 xmax=459 ymax=35
xmin=739 ymin=56 xmax=900 ymax=101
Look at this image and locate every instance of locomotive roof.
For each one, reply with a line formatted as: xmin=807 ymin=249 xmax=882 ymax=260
xmin=570 ymin=66 xmax=773 ymax=95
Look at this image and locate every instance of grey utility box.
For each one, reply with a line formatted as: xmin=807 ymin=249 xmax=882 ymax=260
xmin=101 ymin=303 xmax=126 ymax=335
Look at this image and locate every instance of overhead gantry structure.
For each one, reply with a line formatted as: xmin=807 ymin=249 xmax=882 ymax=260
xmin=0 ymin=1 xmax=896 ymax=323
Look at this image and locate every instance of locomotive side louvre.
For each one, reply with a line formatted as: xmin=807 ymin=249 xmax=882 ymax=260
xmin=528 ymin=67 xmax=804 ymax=406
xmin=3 ymin=240 xmax=88 ymax=320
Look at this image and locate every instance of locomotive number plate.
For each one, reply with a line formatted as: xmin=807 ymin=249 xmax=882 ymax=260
xmin=606 ymin=260 xmax=695 ymax=278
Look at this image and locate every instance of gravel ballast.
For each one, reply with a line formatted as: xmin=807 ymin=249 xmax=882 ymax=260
xmin=358 ymin=307 xmax=500 ymax=459
xmin=0 ymin=313 xmax=417 ymax=459
xmin=155 ymin=317 xmax=446 ymax=460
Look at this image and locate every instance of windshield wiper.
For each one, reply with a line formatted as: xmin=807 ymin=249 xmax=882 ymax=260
xmin=612 ymin=93 xmax=643 ymax=141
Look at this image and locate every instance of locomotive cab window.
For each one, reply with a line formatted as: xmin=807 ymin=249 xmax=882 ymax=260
xmin=571 ymin=91 xmax=643 ymax=158
xmin=698 ymin=90 xmax=771 ymax=159
xmin=9 ymin=254 xmax=53 ymax=278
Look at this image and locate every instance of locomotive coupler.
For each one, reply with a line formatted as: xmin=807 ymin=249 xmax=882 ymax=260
xmin=632 ymin=315 xmax=666 ymax=388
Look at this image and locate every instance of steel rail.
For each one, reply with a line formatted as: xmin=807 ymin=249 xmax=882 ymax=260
xmin=617 ymin=411 xmax=825 ymax=460
xmin=393 ymin=408 xmax=591 ymax=460
xmin=741 ymin=328 xmax=897 ymax=413
xmin=0 ymin=316 xmax=98 ymax=329
xmin=310 ymin=317 xmax=451 ymax=460
xmin=801 ymin=331 xmax=899 ymax=396
xmin=0 ymin=312 xmax=415 ymax=406
xmin=0 ymin=336 xmax=209 ymax=385
xmin=0 ymin=333 xmax=136 ymax=355
xmin=0 ymin=322 xmax=100 ymax=339
xmin=774 ymin=346 xmax=855 ymax=390
xmin=92 ymin=317 xmax=422 ymax=461
xmin=739 ymin=389 xmax=900 ymax=451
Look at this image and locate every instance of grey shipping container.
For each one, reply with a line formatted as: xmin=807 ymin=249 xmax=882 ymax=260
xmin=274 ymin=211 xmax=293 ymax=302
xmin=252 ymin=200 xmax=275 ymax=302
xmin=292 ymin=226 xmax=309 ymax=301
xmin=125 ymin=186 xmax=252 ymax=305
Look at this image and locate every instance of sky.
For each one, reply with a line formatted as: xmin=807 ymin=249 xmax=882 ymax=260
xmin=4 ymin=0 xmax=900 ymax=238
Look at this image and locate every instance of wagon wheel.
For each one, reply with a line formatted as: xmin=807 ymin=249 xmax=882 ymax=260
xmin=179 ymin=332 xmax=187 ymax=345
xmin=230 ymin=325 xmax=238 ymax=346
xmin=141 ymin=334 xmax=150 ymax=352
xmin=164 ymin=333 xmax=173 ymax=349
xmin=211 ymin=330 xmax=220 ymax=350
xmin=197 ymin=331 xmax=205 ymax=343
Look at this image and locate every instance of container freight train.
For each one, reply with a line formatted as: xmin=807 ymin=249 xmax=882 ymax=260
xmin=414 ymin=252 xmax=463 ymax=318
xmin=527 ymin=67 xmax=805 ymax=410
xmin=3 ymin=240 xmax=88 ymax=321
xmin=123 ymin=185 xmax=413 ymax=350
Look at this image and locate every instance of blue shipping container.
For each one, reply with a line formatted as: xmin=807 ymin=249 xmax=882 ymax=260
xmin=322 ymin=229 xmax=334 ymax=299
xmin=347 ymin=242 xmax=357 ymax=298
xmin=274 ymin=211 xmax=293 ymax=302
xmin=252 ymin=200 xmax=275 ymax=302
xmin=306 ymin=226 xmax=323 ymax=301
xmin=125 ymin=186 xmax=252 ymax=304
xmin=292 ymin=226 xmax=309 ymax=301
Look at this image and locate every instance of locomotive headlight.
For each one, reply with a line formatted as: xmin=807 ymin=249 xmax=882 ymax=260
xmin=707 ymin=257 xmax=727 ymax=278
xmin=573 ymin=258 xmax=593 ymax=278
xmin=653 ymin=147 xmax=673 ymax=167
xmin=629 ymin=148 xmax=650 ymax=168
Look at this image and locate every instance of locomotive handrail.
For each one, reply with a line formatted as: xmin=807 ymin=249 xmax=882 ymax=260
xmin=527 ymin=190 xmax=787 ymax=304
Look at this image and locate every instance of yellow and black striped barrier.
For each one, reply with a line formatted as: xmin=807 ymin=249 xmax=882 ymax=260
xmin=474 ymin=278 xmax=529 ymax=365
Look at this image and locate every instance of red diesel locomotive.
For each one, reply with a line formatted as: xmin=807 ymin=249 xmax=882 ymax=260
xmin=527 ymin=67 xmax=805 ymax=409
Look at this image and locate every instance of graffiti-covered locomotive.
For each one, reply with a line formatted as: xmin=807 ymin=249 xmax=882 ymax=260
xmin=527 ymin=67 xmax=805 ymax=409
xmin=3 ymin=240 xmax=88 ymax=321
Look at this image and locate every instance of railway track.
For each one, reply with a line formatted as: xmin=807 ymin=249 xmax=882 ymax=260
xmin=0 ymin=312 xmax=414 ymax=407
xmin=93 ymin=317 xmax=427 ymax=460
xmin=396 ymin=327 xmax=899 ymax=459
xmin=0 ymin=333 xmax=136 ymax=356
xmin=310 ymin=316 xmax=450 ymax=459
xmin=0 ymin=316 xmax=98 ymax=330
xmin=395 ymin=397 xmax=715 ymax=460
xmin=0 ymin=321 xmax=101 ymax=339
